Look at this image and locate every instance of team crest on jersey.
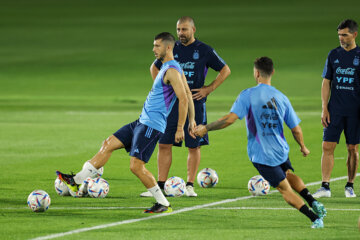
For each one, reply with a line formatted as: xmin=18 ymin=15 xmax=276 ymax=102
xmin=353 ymin=56 xmax=359 ymax=66
xmin=193 ymin=50 xmax=199 ymax=60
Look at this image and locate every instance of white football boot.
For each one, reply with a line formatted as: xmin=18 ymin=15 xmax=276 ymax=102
xmin=185 ymin=185 xmax=198 ymax=197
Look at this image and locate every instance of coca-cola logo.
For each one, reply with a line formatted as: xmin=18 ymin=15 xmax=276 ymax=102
xmin=336 ymin=67 xmax=355 ymax=75
xmin=180 ymin=62 xmax=195 ymax=70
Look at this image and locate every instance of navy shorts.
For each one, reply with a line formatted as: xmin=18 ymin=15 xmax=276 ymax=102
xmin=159 ymin=100 xmax=209 ymax=148
xmin=252 ymin=158 xmax=294 ymax=188
xmin=323 ymin=114 xmax=360 ymax=144
xmin=113 ymin=119 xmax=163 ymax=163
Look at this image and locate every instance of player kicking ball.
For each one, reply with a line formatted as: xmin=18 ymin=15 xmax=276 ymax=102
xmin=194 ymin=57 xmax=326 ymax=228
xmin=56 ymin=32 xmax=196 ymax=213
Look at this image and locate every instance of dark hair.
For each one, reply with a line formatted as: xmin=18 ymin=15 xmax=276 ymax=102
xmin=154 ymin=32 xmax=175 ymax=46
xmin=254 ymin=57 xmax=274 ymax=77
xmin=337 ymin=19 xmax=358 ymax=33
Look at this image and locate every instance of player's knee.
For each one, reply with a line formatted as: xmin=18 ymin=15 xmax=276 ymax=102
xmin=159 ymin=144 xmax=172 ymax=152
xmin=129 ymin=158 xmax=143 ymax=175
xmin=347 ymin=144 xmax=358 ymax=154
xmin=322 ymin=142 xmax=336 ymax=153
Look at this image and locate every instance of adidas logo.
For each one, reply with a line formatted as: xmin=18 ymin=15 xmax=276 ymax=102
xmin=334 ymin=59 xmax=339 ymax=63
xmin=174 ymin=54 xmax=178 ymax=58
xmin=134 ymin=149 xmax=139 ymax=153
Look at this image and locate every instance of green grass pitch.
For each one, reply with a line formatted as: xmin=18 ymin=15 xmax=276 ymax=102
xmin=1 ymin=0 xmax=360 ymax=239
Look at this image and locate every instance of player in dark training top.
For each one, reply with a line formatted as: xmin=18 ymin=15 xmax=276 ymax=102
xmin=141 ymin=16 xmax=231 ymax=197
xmin=313 ymin=19 xmax=360 ymax=198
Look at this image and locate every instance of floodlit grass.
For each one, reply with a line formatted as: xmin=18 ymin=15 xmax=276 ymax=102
xmin=1 ymin=0 xmax=360 ymax=239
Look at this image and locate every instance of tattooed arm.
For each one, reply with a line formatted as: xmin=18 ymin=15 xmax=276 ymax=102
xmin=195 ymin=112 xmax=239 ymax=137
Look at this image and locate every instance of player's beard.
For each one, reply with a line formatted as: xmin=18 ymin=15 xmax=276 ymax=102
xmin=179 ymin=35 xmax=190 ymax=45
xmin=158 ymin=52 xmax=166 ymax=62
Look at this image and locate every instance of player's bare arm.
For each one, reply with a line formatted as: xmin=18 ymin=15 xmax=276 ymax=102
xmin=181 ymin=72 xmax=196 ymax=138
xmin=165 ymin=68 xmax=189 ymax=143
xmin=192 ymin=64 xmax=231 ymax=100
xmin=321 ymin=78 xmax=331 ymax=127
xmin=194 ymin=112 xmax=238 ymax=137
xmin=291 ymin=125 xmax=310 ymax=157
xmin=150 ymin=62 xmax=160 ymax=81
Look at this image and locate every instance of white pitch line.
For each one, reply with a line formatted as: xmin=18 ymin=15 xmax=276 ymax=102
xmin=30 ymin=173 xmax=360 ymax=240
xmin=204 ymin=207 xmax=360 ymax=211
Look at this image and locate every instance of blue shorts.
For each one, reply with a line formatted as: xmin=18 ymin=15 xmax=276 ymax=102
xmin=252 ymin=158 xmax=294 ymax=188
xmin=113 ymin=119 xmax=163 ymax=163
xmin=323 ymin=114 xmax=360 ymax=144
xmin=159 ymin=100 xmax=209 ymax=148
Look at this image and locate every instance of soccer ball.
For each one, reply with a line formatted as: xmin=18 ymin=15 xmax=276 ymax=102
xmin=27 ymin=190 xmax=51 ymax=212
xmin=68 ymin=178 xmax=90 ymax=198
xmin=87 ymin=177 xmax=109 ymax=198
xmin=197 ymin=168 xmax=219 ymax=188
xmin=164 ymin=176 xmax=186 ymax=197
xmin=54 ymin=177 xmax=70 ymax=196
xmin=248 ymin=175 xmax=270 ymax=196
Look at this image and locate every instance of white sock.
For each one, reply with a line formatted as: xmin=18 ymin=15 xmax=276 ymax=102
xmin=74 ymin=161 xmax=98 ymax=184
xmin=148 ymin=185 xmax=170 ymax=206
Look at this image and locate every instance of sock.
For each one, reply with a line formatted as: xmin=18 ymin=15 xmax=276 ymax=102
xmin=148 ymin=185 xmax=170 ymax=206
xmin=186 ymin=182 xmax=194 ymax=187
xmin=299 ymin=204 xmax=318 ymax=222
xmin=321 ymin=182 xmax=330 ymax=190
xmin=345 ymin=182 xmax=354 ymax=188
xmin=299 ymin=188 xmax=316 ymax=207
xmin=74 ymin=161 xmax=97 ymax=185
xmin=157 ymin=181 xmax=165 ymax=190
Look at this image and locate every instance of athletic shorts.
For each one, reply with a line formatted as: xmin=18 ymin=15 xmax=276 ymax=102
xmin=159 ymin=100 xmax=209 ymax=148
xmin=323 ymin=114 xmax=360 ymax=144
xmin=252 ymin=158 xmax=294 ymax=188
xmin=113 ymin=119 xmax=163 ymax=163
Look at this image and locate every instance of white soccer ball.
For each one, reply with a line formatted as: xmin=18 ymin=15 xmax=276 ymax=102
xmin=164 ymin=176 xmax=186 ymax=197
xmin=27 ymin=190 xmax=51 ymax=212
xmin=248 ymin=175 xmax=270 ymax=196
xmin=54 ymin=177 xmax=70 ymax=196
xmin=87 ymin=177 xmax=109 ymax=198
xmin=197 ymin=168 xmax=219 ymax=188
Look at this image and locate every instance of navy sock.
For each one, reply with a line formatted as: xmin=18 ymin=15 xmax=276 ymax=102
xmin=157 ymin=181 xmax=165 ymax=190
xmin=186 ymin=182 xmax=194 ymax=187
xmin=300 ymin=188 xmax=316 ymax=207
xmin=299 ymin=204 xmax=318 ymax=222
xmin=321 ymin=182 xmax=330 ymax=190
xmin=345 ymin=182 xmax=353 ymax=188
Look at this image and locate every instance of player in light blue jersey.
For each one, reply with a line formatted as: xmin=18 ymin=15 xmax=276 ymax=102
xmin=195 ymin=57 xmax=326 ymax=228
xmin=56 ymin=32 xmax=196 ymax=213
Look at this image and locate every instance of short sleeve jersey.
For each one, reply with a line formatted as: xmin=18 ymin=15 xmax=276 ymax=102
xmin=230 ymin=84 xmax=301 ymax=166
xmin=322 ymin=46 xmax=360 ymax=116
xmin=139 ymin=60 xmax=183 ymax=133
xmin=154 ymin=39 xmax=226 ymax=104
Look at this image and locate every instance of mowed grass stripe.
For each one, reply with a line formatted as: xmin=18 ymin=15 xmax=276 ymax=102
xmin=30 ymin=174 xmax=360 ymax=240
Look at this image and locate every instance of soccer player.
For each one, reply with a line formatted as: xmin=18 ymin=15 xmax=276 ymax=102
xmin=56 ymin=32 xmax=196 ymax=213
xmin=313 ymin=19 xmax=360 ymax=198
xmin=194 ymin=57 xmax=326 ymax=228
xmin=141 ymin=16 xmax=231 ymax=197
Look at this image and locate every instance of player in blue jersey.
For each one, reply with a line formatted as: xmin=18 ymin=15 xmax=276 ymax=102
xmin=194 ymin=57 xmax=326 ymax=228
xmin=141 ymin=16 xmax=231 ymax=197
xmin=313 ymin=19 xmax=360 ymax=198
xmin=56 ymin=32 xmax=196 ymax=213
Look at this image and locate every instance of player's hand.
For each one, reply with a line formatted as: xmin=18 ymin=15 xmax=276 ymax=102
xmin=188 ymin=119 xmax=197 ymax=139
xmin=321 ymin=108 xmax=330 ymax=127
xmin=175 ymin=128 xmax=184 ymax=143
xmin=194 ymin=124 xmax=208 ymax=137
xmin=300 ymin=146 xmax=310 ymax=157
xmin=192 ymin=86 xmax=212 ymax=100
